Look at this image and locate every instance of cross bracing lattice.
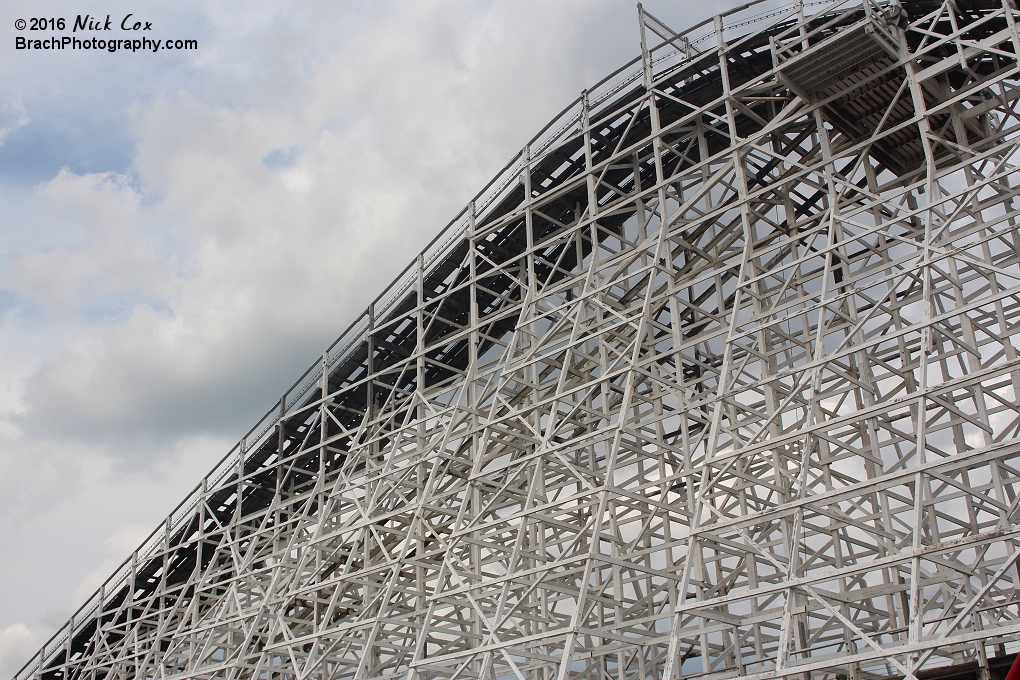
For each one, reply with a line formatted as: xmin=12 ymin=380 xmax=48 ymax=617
xmin=17 ymin=1 xmax=1020 ymax=679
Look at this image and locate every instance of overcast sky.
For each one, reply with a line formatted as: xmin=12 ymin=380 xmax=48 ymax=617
xmin=0 ymin=1 xmax=733 ymax=675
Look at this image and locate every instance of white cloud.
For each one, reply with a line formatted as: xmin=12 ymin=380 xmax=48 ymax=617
xmin=0 ymin=624 xmax=37 ymax=679
xmin=4 ymin=170 xmax=164 ymax=312
xmin=0 ymin=98 xmax=29 ymax=149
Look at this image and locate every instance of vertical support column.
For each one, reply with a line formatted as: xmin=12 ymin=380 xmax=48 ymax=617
xmin=318 ymin=351 xmax=329 ymax=513
xmin=195 ymin=476 xmax=206 ymax=670
xmin=235 ymin=438 xmax=245 ymax=529
xmin=468 ymin=201 xmax=478 ymax=369
xmin=554 ymin=90 xmax=598 ymax=680
xmin=276 ymin=394 xmax=286 ymax=520
xmin=901 ymin=18 xmax=934 ymax=680
xmin=417 ymin=252 xmax=425 ymax=403
xmin=639 ymin=3 xmax=667 ymax=206
xmin=63 ymin=614 xmax=72 ymax=679
xmin=582 ymin=89 xmax=598 ymax=235
xmin=523 ymin=147 xmax=536 ymax=305
xmin=367 ymin=302 xmax=375 ymax=428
